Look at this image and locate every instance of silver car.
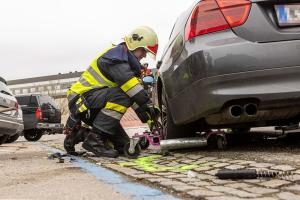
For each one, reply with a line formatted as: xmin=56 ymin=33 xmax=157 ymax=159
xmin=0 ymin=77 xmax=23 ymax=144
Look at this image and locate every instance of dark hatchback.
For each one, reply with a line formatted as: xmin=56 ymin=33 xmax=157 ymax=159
xmin=16 ymin=94 xmax=63 ymax=141
xmin=157 ymin=0 xmax=300 ymax=139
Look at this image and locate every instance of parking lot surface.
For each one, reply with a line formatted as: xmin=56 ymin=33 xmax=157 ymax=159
xmin=41 ymin=131 xmax=300 ymax=200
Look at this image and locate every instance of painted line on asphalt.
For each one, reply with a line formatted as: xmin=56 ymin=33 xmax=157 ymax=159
xmin=41 ymin=144 xmax=180 ymax=200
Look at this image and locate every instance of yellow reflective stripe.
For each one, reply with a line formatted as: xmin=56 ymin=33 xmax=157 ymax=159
xmin=79 ymin=104 xmax=87 ymax=112
xmin=90 ymin=65 xmax=117 ymax=87
xmin=87 ymin=66 xmax=115 ymax=87
xmin=67 ymin=89 xmax=73 ymax=95
xmin=82 ymin=70 xmax=104 ymax=88
xmin=121 ymin=77 xmax=140 ymax=92
xmin=79 ymin=77 xmax=91 ymax=87
xmin=70 ymin=81 xmax=94 ymax=95
xmin=126 ymin=84 xmax=144 ymax=97
xmin=101 ymin=109 xmax=123 ymax=120
xmin=105 ymin=102 xmax=127 ymax=114
xmin=76 ymin=98 xmax=82 ymax=105
xmin=90 ymin=46 xmax=118 ymax=88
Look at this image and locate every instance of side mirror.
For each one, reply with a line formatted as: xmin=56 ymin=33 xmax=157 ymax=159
xmin=156 ymin=61 xmax=162 ymax=69
xmin=142 ymin=76 xmax=155 ymax=85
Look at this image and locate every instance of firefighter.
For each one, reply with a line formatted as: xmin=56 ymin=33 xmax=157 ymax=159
xmin=64 ymin=26 xmax=160 ymax=158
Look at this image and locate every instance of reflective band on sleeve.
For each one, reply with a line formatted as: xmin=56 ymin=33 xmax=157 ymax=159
xmin=79 ymin=77 xmax=91 ymax=87
xmin=105 ymin=102 xmax=127 ymax=114
xmin=126 ymin=84 xmax=144 ymax=98
xmin=76 ymin=98 xmax=83 ymax=105
xmin=79 ymin=104 xmax=87 ymax=113
xmin=101 ymin=109 xmax=123 ymax=120
xmin=87 ymin=67 xmax=110 ymax=87
xmin=131 ymin=102 xmax=139 ymax=110
xmin=120 ymin=77 xmax=140 ymax=92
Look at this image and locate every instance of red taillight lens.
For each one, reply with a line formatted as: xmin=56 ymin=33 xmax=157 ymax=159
xmin=216 ymin=0 xmax=251 ymax=28
xmin=185 ymin=0 xmax=251 ymax=41
xmin=36 ymin=107 xmax=42 ymax=120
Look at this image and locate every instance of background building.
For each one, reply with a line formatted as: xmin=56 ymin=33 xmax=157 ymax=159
xmin=7 ymin=71 xmax=83 ymax=99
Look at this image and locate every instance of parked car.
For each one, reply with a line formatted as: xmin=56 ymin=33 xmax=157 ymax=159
xmin=0 ymin=77 xmax=23 ymax=144
xmin=157 ymin=0 xmax=300 ymax=139
xmin=16 ymin=94 xmax=63 ymax=141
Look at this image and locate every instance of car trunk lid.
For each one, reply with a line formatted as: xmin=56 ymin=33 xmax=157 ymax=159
xmin=233 ymin=0 xmax=300 ymax=42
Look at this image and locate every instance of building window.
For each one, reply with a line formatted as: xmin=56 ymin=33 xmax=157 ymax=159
xmin=22 ymin=88 xmax=28 ymax=94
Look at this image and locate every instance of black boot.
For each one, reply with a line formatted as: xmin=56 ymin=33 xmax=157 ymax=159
xmin=64 ymin=127 xmax=89 ymax=155
xmin=82 ymin=131 xmax=119 ymax=158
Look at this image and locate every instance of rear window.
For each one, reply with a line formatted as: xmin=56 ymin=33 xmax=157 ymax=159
xmin=38 ymin=95 xmax=59 ymax=109
xmin=16 ymin=96 xmax=38 ymax=106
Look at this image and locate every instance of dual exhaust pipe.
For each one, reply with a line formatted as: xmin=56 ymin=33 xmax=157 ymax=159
xmin=229 ymin=103 xmax=258 ymax=118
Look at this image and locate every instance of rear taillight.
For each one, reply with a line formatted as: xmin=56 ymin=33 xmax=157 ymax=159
xmin=35 ymin=107 xmax=42 ymax=120
xmin=216 ymin=0 xmax=251 ymax=27
xmin=185 ymin=0 xmax=251 ymax=41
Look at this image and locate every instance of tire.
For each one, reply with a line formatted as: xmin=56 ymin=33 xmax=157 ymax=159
xmin=161 ymin=88 xmax=198 ymax=139
xmin=139 ymin=137 xmax=150 ymax=150
xmin=216 ymin=134 xmax=227 ymax=150
xmin=123 ymin=142 xmax=141 ymax=159
xmin=5 ymin=134 xmax=20 ymax=143
xmin=24 ymin=130 xmax=43 ymax=141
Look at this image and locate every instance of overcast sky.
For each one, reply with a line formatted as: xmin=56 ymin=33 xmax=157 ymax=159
xmin=1 ymin=0 xmax=195 ymax=80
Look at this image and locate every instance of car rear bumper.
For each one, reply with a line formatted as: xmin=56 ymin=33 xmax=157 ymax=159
xmin=36 ymin=123 xmax=64 ymax=132
xmin=0 ymin=115 xmax=24 ymax=136
xmin=170 ymin=65 xmax=300 ymax=126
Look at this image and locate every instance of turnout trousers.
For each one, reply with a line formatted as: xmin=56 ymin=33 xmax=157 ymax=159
xmin=66 ymin=87 xmax=131 ymax=151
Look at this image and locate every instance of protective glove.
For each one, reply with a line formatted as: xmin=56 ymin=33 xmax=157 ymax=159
xmin=147 ymin=104 xmax=161 ymax=120
xmin=146 ymin=105 xmax=160 ymax=130
xmin=147 ymin=119 xmax=155 ymax=130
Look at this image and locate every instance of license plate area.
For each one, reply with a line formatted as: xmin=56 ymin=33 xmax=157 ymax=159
xmin=275 ymin=4 xmax=300 ymax=27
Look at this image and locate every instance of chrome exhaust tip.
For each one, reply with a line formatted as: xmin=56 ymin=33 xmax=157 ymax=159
xmin=229 ymin=105 xmax=243 ymax=118
xmin=244 ymin=103 xmax=258 ymax=116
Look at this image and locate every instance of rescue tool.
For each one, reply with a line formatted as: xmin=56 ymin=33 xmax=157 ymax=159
xmin=124 ymin=117 xmax=163 ymax=159
xmin=216 ymin=169 xmax=293 ymax=180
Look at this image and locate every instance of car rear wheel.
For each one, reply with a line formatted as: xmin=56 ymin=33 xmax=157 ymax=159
xmin=5 ymin=134 xmax=20 ymax=143
xmin=24 ymin=129 xmax=43 ymax=142
xmin=161 ymin=88 xmax=198 ymax=139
